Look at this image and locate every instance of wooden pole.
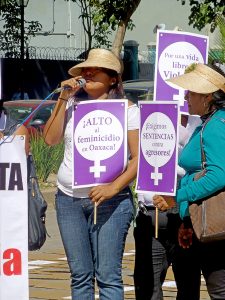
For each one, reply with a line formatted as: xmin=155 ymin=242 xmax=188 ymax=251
xmin=94 ymin=203 xmax=97 ymax=225
xmin=155 ymin=207 xmax=159 ymax=238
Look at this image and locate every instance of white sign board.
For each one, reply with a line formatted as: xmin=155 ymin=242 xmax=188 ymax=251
xmin=0 ymin=136 xmax=28 ymax=300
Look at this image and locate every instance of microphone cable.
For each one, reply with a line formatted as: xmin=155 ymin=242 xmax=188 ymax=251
xmin=0 ymin=88 xmax=63 ymax=146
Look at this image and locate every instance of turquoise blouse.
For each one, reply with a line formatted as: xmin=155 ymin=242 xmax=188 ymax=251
xmin=176 ymin=108 xmax=225 ymax=219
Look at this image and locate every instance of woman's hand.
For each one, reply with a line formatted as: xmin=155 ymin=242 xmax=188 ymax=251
xmin=178 ymin=223 xmax=193 ymax=249
xmin=0 ymin=131 xmax=4 ymax=139
xmin=59 ymin=76 xmax=83 ymax=100
xmin=89 ymin=184 xmax=120 ymax=206
xmin=153 ymin=195 xmax=176 ymax=211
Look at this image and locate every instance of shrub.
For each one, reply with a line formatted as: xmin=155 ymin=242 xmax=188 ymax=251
xmin=30 ymin=135 xmax=64 ymax=182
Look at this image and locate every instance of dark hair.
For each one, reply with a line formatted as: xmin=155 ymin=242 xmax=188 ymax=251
xmin=108 ymin=75 xmax=125 ymax=99
xmin=208 ymin=64 xmax=225 ymax=109
xmin=99 ymin=68 xmax=125 ymax=99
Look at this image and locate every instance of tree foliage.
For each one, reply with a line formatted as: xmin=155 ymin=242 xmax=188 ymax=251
xmin=70 ymin=0 xmax=141 ymax=56
xmin=177 ymin=0 xmax=225 ymax=32
xmin=70 ymin=0 xmax=112 ymax=51
xmin=92 ymin=0 xmax=142 ymax=56
xmin=0 ymin=0 xmax=42 ymax=58
xmin=209 ymin=16 xmax=225 ymax=63
xmin=0 ymin=0 xmax=141 ymax=58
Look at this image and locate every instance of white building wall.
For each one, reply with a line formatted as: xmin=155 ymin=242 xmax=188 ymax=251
xmin=2 ymin=0 xmax=208 ymax=52
xmin=26 ymin=0 xmax=84 ymax=49
xmin=124 ymin=0 xmax=205 ymax=51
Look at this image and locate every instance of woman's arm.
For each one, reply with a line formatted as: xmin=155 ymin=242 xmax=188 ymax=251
xmin=43 ymin=99 xmax=67 ymax=146
xmin=111 ymin=129 xmax=139 ymax=190
xmin=15 ymin=124 xmax=29 ymax=155
xmin=89 ymin=128 xmax=139 ymax=206
xmin=43 ymin=77 xmax=83 ymax=146
xmin=177 ymin=117 xmax=225 ymax=204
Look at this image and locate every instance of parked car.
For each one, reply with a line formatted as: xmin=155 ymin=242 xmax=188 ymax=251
xmin=123 ymin=79 xmax=154 ymax=104
xmin=3 ymin=100 xmax=56 ymax=135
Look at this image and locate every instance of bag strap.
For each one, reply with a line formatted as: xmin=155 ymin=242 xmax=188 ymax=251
xmin=199 ymin=110 xmax=217 ymax=170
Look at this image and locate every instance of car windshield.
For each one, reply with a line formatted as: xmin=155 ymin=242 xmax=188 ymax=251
xmin=6 ymin=106 xmax=33 ymax=122
xmin=124 ymin=89 xmax=153 ymax=102
xmin=123 ymin=80 xmax=154 ymax=104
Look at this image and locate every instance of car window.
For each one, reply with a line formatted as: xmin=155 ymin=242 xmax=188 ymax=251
xmin=124 ymin=89 xmax=153 ymax=104
xmin=30 ymin=105 xmax=54 ymax=124
xmin=6 ymin=106 xmax=33 ymax=122
xmin=123 ymin=80 xmax=154 ymax=104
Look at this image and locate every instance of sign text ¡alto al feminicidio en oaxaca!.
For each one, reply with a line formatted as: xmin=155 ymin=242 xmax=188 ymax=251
xmin=72 ymin=100 xmax=128 ymax=188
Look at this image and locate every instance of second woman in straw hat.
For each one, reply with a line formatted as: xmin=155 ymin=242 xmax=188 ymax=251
xmin=153 ymin=63 xmax=225 ymax=299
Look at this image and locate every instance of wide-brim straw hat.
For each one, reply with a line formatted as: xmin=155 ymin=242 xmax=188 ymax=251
xmin=68 ymin=48 xmax=122 ymax=77
xmin=167 ymin=63 xmax=225 ymax=93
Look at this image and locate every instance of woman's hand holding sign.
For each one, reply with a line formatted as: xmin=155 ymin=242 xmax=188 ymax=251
xmin=153 ymin=195 xmax=176 ymax=211
xmin=153 ymin=195 xmax=176 ymax=238
xmin=89 ymin=183 xmax=119 ymax=206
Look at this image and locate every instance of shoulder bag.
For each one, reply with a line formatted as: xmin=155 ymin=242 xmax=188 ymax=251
xmin=27 ymin=154 xmax=48 ymax=251
xmin=2 ymin=114 xmax=48 ymax=250
xmin=189 ymin=112 xmax=225 ymax=243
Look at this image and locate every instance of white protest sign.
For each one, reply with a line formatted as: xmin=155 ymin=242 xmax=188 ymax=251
xmin=0 ymin=136 xmax=28 ymax=300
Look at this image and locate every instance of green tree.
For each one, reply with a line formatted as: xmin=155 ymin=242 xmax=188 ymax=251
xmin=0 ymin=0 xmax=42 ymax=58
xmin=93 ymin=0 xmax=142 ymax=56
xmin=70 ymin=0 xmax=112 ymax=51
xmin=177 ymin=0 xmax=225 ymax=32
xmin=209 ymin=16 xmax=225 ymax=63
xmin=70 ymin=0 xmax=141 ymax=56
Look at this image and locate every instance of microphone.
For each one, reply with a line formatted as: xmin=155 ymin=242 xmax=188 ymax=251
xmin=54 ymin=78 xmax=86 ymax=93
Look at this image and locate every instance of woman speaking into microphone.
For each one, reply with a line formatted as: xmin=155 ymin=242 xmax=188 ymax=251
xmin=43 ymin=48 xmax=139 ymax=300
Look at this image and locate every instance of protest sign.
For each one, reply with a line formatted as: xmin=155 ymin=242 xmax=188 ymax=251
xmin=0 ymin=136 xmax=28 ymax=300
xmin=136 ymin=101 xmax=179 ymax=195
xmin=154 ymin=30 xmax=209 ymax=113
xmin=72 ymin=100 xmax=127 ymax=188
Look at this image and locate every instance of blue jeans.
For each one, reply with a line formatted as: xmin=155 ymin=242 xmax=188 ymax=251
xmin=55 ymin=188 xmax=134 ymax=300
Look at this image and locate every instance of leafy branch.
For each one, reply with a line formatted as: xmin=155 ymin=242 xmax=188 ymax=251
xmin=0 ymin=0 xmax=42 ymax=57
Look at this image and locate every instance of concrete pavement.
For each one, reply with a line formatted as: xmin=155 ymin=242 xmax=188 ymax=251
xmin=28 ymin=185 xmax=210 ymax=299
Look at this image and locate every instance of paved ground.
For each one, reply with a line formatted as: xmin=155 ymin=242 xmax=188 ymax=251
xmin=28 ymin=186 xmax=210 ymax=299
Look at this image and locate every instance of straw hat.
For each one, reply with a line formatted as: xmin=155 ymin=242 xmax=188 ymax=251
xmin=68 ymin=48 xmax=122 ymax=77
xmin=167 ymin=63 xmax=225 ymax=93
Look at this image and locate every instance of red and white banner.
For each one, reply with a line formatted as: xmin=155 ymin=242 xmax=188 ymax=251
xmin=0 ymin=136 xmax=28 ymax=300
